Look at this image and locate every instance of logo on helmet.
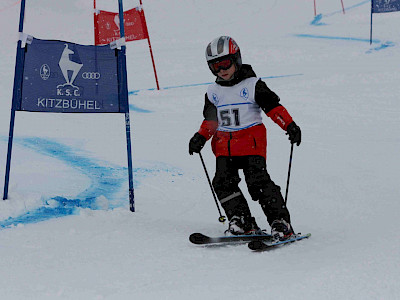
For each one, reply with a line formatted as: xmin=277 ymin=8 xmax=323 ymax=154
xmin=229 ymin=39 xmax=239 ymax=54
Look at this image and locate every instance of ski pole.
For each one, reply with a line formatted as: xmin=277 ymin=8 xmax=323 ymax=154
xmin=198 ymin=152 xmax=226 ymax=223
xmin=284 ymin=143 xmax=294 ymax=204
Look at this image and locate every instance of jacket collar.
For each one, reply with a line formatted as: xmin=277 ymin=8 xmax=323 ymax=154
xmin=215 ymin=64 xmax=257 ymax=86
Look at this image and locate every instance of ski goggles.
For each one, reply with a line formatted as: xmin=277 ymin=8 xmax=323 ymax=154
xmin=209 ymin=58 xmax=233 ymax=73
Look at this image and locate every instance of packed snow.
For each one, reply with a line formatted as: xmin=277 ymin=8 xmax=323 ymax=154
xmin=0 ymin=0 xmax=399 ymax=299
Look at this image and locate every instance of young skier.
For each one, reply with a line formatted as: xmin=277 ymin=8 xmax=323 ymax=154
xmin=189 ymin=36 xmax=301 ymax=241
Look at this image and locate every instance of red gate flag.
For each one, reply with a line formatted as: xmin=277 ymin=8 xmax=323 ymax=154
xmin=94 ymin=6 xmax=148 ymax=45
xmin=94 ymin=1 xmax=160 ymax=90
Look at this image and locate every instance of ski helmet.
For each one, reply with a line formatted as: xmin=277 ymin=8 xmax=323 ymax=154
xmin=205 ymin=36 xmax=242 ymax=75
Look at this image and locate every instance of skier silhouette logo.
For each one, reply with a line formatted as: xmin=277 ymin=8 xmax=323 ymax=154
xmin=212 ymin=93 xmax=219 ymax=105
xmin=114 ymin=15 xmax=120 ymax=29
xmin=40 ymin=64 xmax=50 ymax=80
xmin=240 ymin=87 xmax=249 ymax=100
xmin=58 ymin=44 xmax=83 ymax=88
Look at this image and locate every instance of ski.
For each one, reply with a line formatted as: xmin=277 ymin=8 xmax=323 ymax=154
xmin=189 ymin=232 xmax=272 ymax=245
xmin=248 ymin=233 xmax=311 ymax=251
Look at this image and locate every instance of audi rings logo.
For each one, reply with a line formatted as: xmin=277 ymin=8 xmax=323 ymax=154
xmin=82 ymin=72 xmax=101 ymax=80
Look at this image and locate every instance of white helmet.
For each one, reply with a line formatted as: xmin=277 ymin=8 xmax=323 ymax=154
xmin=205 ymin=36 xmax=242 ymax=75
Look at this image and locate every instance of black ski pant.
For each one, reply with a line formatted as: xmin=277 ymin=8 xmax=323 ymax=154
xmin=212 ymin=155 xmax=291 ymax=225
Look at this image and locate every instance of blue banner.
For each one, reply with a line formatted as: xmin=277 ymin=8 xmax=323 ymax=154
xmin=373 ymin=0 xmax=400 ymax=13
xmin=20 ymin=38 xmax=126 ymax=113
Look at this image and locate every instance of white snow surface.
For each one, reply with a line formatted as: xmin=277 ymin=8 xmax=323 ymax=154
xmin=0 ymin=0 xmax=399 ymax=299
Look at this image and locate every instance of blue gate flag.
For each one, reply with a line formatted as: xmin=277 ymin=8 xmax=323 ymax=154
xmin=372 ymin=0 xmax=400 ymax=13
xmin=4 ymin=0 xmax=134 ymax=212
xmin=20 ymin=37 xmax=127 ymax=113
xmin=370 ymin=0 xmax=400 ymax=44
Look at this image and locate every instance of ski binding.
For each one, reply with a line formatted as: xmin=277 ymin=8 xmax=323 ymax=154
xmin=248 ymin=233 xmax=311 ymax=251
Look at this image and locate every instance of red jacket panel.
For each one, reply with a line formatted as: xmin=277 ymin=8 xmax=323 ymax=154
xmin=210 ymin=124 xmax=267 ymax=158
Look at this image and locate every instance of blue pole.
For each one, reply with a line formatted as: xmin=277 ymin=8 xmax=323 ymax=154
xmin=118 ymin=0 xmax=135 ymax=211
xmin=3 ymin=0 xmax=26 ymax=200
xmin=370 ymin=0 xmax=373 ymax=45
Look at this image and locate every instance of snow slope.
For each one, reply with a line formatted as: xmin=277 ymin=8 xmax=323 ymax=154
xmin=0 ymin=0 xmax=399 ymax=299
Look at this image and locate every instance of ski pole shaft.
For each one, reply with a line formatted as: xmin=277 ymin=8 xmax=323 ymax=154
xmin=199 ymin=152 xmax=226 ymax=223
xmin=284 ymin=143 xmax=294 ymax=204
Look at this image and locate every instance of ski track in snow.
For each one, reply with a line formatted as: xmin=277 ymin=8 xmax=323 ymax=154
xmin=0 ymin=136 xmax=178 ymax=229
xmin=294 ymin=33 xmax=395 ymax=52
xmin=128 ymin=73 xmax=304 ymax=96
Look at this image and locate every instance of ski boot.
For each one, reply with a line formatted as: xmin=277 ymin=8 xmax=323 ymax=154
xmin=226 ymin=216 xmax=261 ymax=235
xmin=271 ymin=219 xmax=294 ymax=241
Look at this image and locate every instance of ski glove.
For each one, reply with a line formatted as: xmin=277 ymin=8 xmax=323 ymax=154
xmin=286 ymin=122 xmax=301 ymax=146
xmin=189 ymin=132 xmax=207 ymax=155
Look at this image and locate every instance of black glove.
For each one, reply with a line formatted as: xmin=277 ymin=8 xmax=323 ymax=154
xmin=189 ymin=132 xmax=207 ymax=155
xmin=286 ymin=122 xmax=301 ymax=146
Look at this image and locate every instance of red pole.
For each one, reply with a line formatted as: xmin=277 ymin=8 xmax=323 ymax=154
xmin=341 ymin=0 xmax=345 ymax=14
xmin=314 ymin=0 xmax=317 ymax=16
xmin=140 ymin=0 xmax=160 ymax=90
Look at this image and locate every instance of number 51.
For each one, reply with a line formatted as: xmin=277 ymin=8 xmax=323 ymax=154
xmin=219 ymin=109 xmax=240 ymax=126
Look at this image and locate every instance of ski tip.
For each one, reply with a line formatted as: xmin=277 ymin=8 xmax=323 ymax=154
xmin=248 ymin=240 xmax=264 ymax=251
xmin=297 ymin=233 xmax=312 ymax=239
xmin=189 ymin=233 xmax=208 ymax=245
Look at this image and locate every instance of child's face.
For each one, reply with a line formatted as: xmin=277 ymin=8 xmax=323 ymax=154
xmin=217 ymin=63 xmax=236 ymax=81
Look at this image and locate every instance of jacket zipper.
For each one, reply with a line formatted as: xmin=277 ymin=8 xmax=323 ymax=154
xmin=228 ymin=132 xmax=232 ymax=156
